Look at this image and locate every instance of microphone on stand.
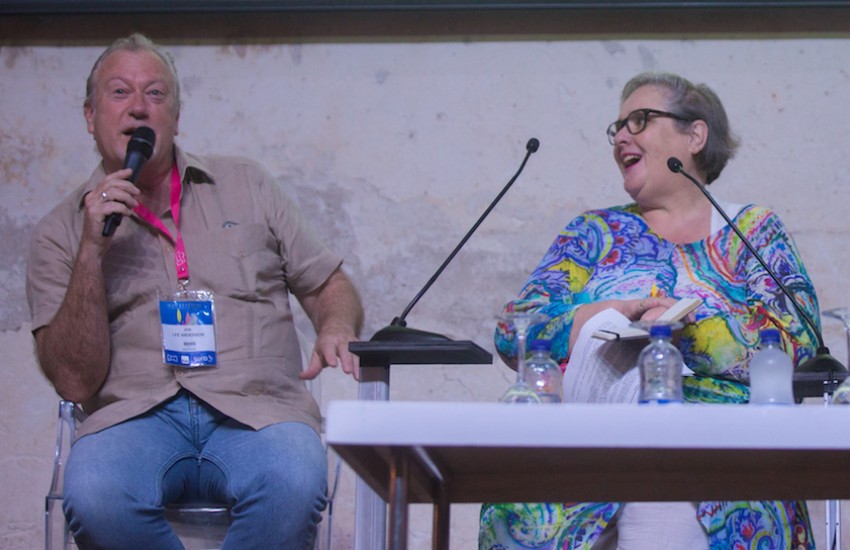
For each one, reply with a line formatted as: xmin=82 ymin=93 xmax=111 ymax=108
xmin=102 ymin=126 xmax=156 ymax=237
xmin=667 ymin=156 xmax=845 ymax=375
xmin=370 ymin=138 xmax=540 ymax=343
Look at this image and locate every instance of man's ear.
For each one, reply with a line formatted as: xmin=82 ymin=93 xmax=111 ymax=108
xmin=84 ymin=101 xmax=95 ymax=135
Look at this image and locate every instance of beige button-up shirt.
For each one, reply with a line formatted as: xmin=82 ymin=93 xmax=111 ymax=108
xmin=28 ymin=146 xmax=341 ymax=438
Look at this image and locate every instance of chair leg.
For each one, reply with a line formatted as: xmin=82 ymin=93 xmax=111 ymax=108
xmin=47 ymin=401 xmax=78 ymax=550
xmin=315 ymin=452 xmax=342 ymax=550
xmin=44 ymin=496 xmax=55 ymax=550
xmin=327 ymin=454 xmax=342 ymax=550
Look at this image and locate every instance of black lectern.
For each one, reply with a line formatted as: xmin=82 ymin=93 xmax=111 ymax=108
xmin=347 ymin=337 xmax=492 ymax=550
xmin=351 ymin=339 xmax=491 ymax=375
xmin=350 ymin=321 xmax=493 ymax=399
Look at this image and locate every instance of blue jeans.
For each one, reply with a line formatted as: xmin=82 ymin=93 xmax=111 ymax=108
xmin=63 ymin=390 xmax=327 ymax=549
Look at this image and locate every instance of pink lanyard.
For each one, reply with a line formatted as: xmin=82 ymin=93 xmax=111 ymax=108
xmin=132 ymin=165 xmax=190 ymax=286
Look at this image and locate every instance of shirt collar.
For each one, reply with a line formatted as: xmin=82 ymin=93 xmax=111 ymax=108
xmin=78 ymin=144 xmax=215 ymax=211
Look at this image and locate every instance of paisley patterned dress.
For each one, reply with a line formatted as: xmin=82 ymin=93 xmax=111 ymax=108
xmin=480 ymin=203 xmax=818 ymax=550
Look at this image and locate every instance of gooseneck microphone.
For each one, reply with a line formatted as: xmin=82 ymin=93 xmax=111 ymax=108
xmin=667 ymin=157 xmax=845 ymax=374
xmin=370 ymin=138 xmax=540 ymax=342
xmin=102 ymin=126 xmax=156 ymax=237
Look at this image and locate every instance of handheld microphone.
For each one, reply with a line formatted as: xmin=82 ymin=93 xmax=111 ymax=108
xmin=667 ymin=156 xmax=845 ymax=374
xmin=102 ymin=126 xmax=156 ymax=237
xmin=370 ymin=138 xmax=540 ymax=342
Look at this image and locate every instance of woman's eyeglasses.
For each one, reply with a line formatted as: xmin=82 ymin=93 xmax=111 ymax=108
xmin=607 ymin=108 xmax=691 ymax=145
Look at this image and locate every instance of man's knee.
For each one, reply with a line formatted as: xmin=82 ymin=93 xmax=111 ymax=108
xmin=221 ymin=422 xmax=328 ymax=512
xmin=64 ymin=449 xmax=128 ymax=523
xmin=236 ymin=457 xmax=327 ymax=509
xmin=63 ymin=434 xmax=167 ymax=526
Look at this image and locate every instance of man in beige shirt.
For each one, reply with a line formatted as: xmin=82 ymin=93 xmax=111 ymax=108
xmin=27 ymin=33 xmax=363 ymax=549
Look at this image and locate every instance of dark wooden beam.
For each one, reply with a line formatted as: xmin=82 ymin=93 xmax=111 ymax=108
xmin=2 ymin=6 xmax=850 ymax=44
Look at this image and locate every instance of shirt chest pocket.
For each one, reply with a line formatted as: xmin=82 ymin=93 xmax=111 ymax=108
xmin=187 ymin=223 xmax=284 ymax=297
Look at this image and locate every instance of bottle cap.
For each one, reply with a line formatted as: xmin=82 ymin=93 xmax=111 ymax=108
xmin=528 ymin=339 xmax=552 ymax=351
xmin=648 ymin=324 xmax=672 ymax=338
xmin=760 ymin=328 xmax=781 ymax=344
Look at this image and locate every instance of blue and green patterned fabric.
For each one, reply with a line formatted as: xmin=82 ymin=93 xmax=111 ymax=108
xmin=481 ymin=203 xmax=818 ymax=550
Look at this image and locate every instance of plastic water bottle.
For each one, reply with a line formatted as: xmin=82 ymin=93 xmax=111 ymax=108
xmin=637 ymin=324 xmax=684 ymax=404
xmin=749 ymin=328 xmax=794 ymax=405
xmin=524 ymin=340 xmax=563 ymax=403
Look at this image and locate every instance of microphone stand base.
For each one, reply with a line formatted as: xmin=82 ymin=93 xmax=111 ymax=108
xmin=369 ymin=325 xmax=451 ymax=343
xmin=795 ymin=352 xmax=847 ymax=374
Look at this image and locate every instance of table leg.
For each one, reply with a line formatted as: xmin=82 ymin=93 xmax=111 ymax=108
xmin=355 ymin=365 xmax=390 ymax=550
xmin=389 ymin=450 xmax=410 ymax=550
xmin=432 ymin=482 xmax=450 ymax=550
xmin=824 ymin=383 xmax=842 ymax=550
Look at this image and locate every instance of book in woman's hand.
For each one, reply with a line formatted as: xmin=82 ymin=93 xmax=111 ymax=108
xmin=591 ymin=297 xmax=701 ymax=341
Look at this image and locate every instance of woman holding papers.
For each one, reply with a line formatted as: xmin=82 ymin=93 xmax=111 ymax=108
xmin=480 ymin=72 xmax=819 ymax=549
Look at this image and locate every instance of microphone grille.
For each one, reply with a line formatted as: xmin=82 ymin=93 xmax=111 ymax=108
xmin=128 ymin=126 xmax=156 ymax=158
xmin=667 ymin=157 xmax=683 ymax=173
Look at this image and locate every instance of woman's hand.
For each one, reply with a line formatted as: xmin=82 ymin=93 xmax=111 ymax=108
xmin=635 ymin=297 xmax=682 ymax=322
xmin=607 ymin=296 xmax=681 ymax=322
xmin=568 ymin=296 xmax=683 ymax=351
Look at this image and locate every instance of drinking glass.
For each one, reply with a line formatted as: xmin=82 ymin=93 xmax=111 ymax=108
xmin=497 ymin=311 xmax=548 ymax=404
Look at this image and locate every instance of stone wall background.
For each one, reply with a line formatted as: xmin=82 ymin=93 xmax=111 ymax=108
xmin=2 ymin=20 xmax=850 ymax=549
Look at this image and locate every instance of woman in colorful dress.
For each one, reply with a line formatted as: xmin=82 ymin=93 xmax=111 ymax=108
xmin=479 ymin=72 xmax=819 ymax=550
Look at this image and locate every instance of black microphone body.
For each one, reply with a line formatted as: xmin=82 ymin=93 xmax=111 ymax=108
xmin=667 ymin=157 xmax=845 ymax=374
xmin=102 ymin=126 xmax=156 ymax=237
xmin=371 ymin=138 xmax=540 ymax=342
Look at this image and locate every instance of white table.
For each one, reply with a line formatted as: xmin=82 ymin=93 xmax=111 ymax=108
xmin=327 ymin=400 xmax=850 ymax=550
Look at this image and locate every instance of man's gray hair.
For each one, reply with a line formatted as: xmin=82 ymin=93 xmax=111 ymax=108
xmin=85 ymin=33 xmax=181 ymax=110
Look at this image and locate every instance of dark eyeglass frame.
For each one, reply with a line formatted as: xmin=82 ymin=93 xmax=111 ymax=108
xmin=606 ymin=108 xmax=690 ymax=145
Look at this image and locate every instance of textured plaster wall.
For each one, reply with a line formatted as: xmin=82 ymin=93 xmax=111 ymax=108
xmin=2 ymin=37 xmax=850 ymax=549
